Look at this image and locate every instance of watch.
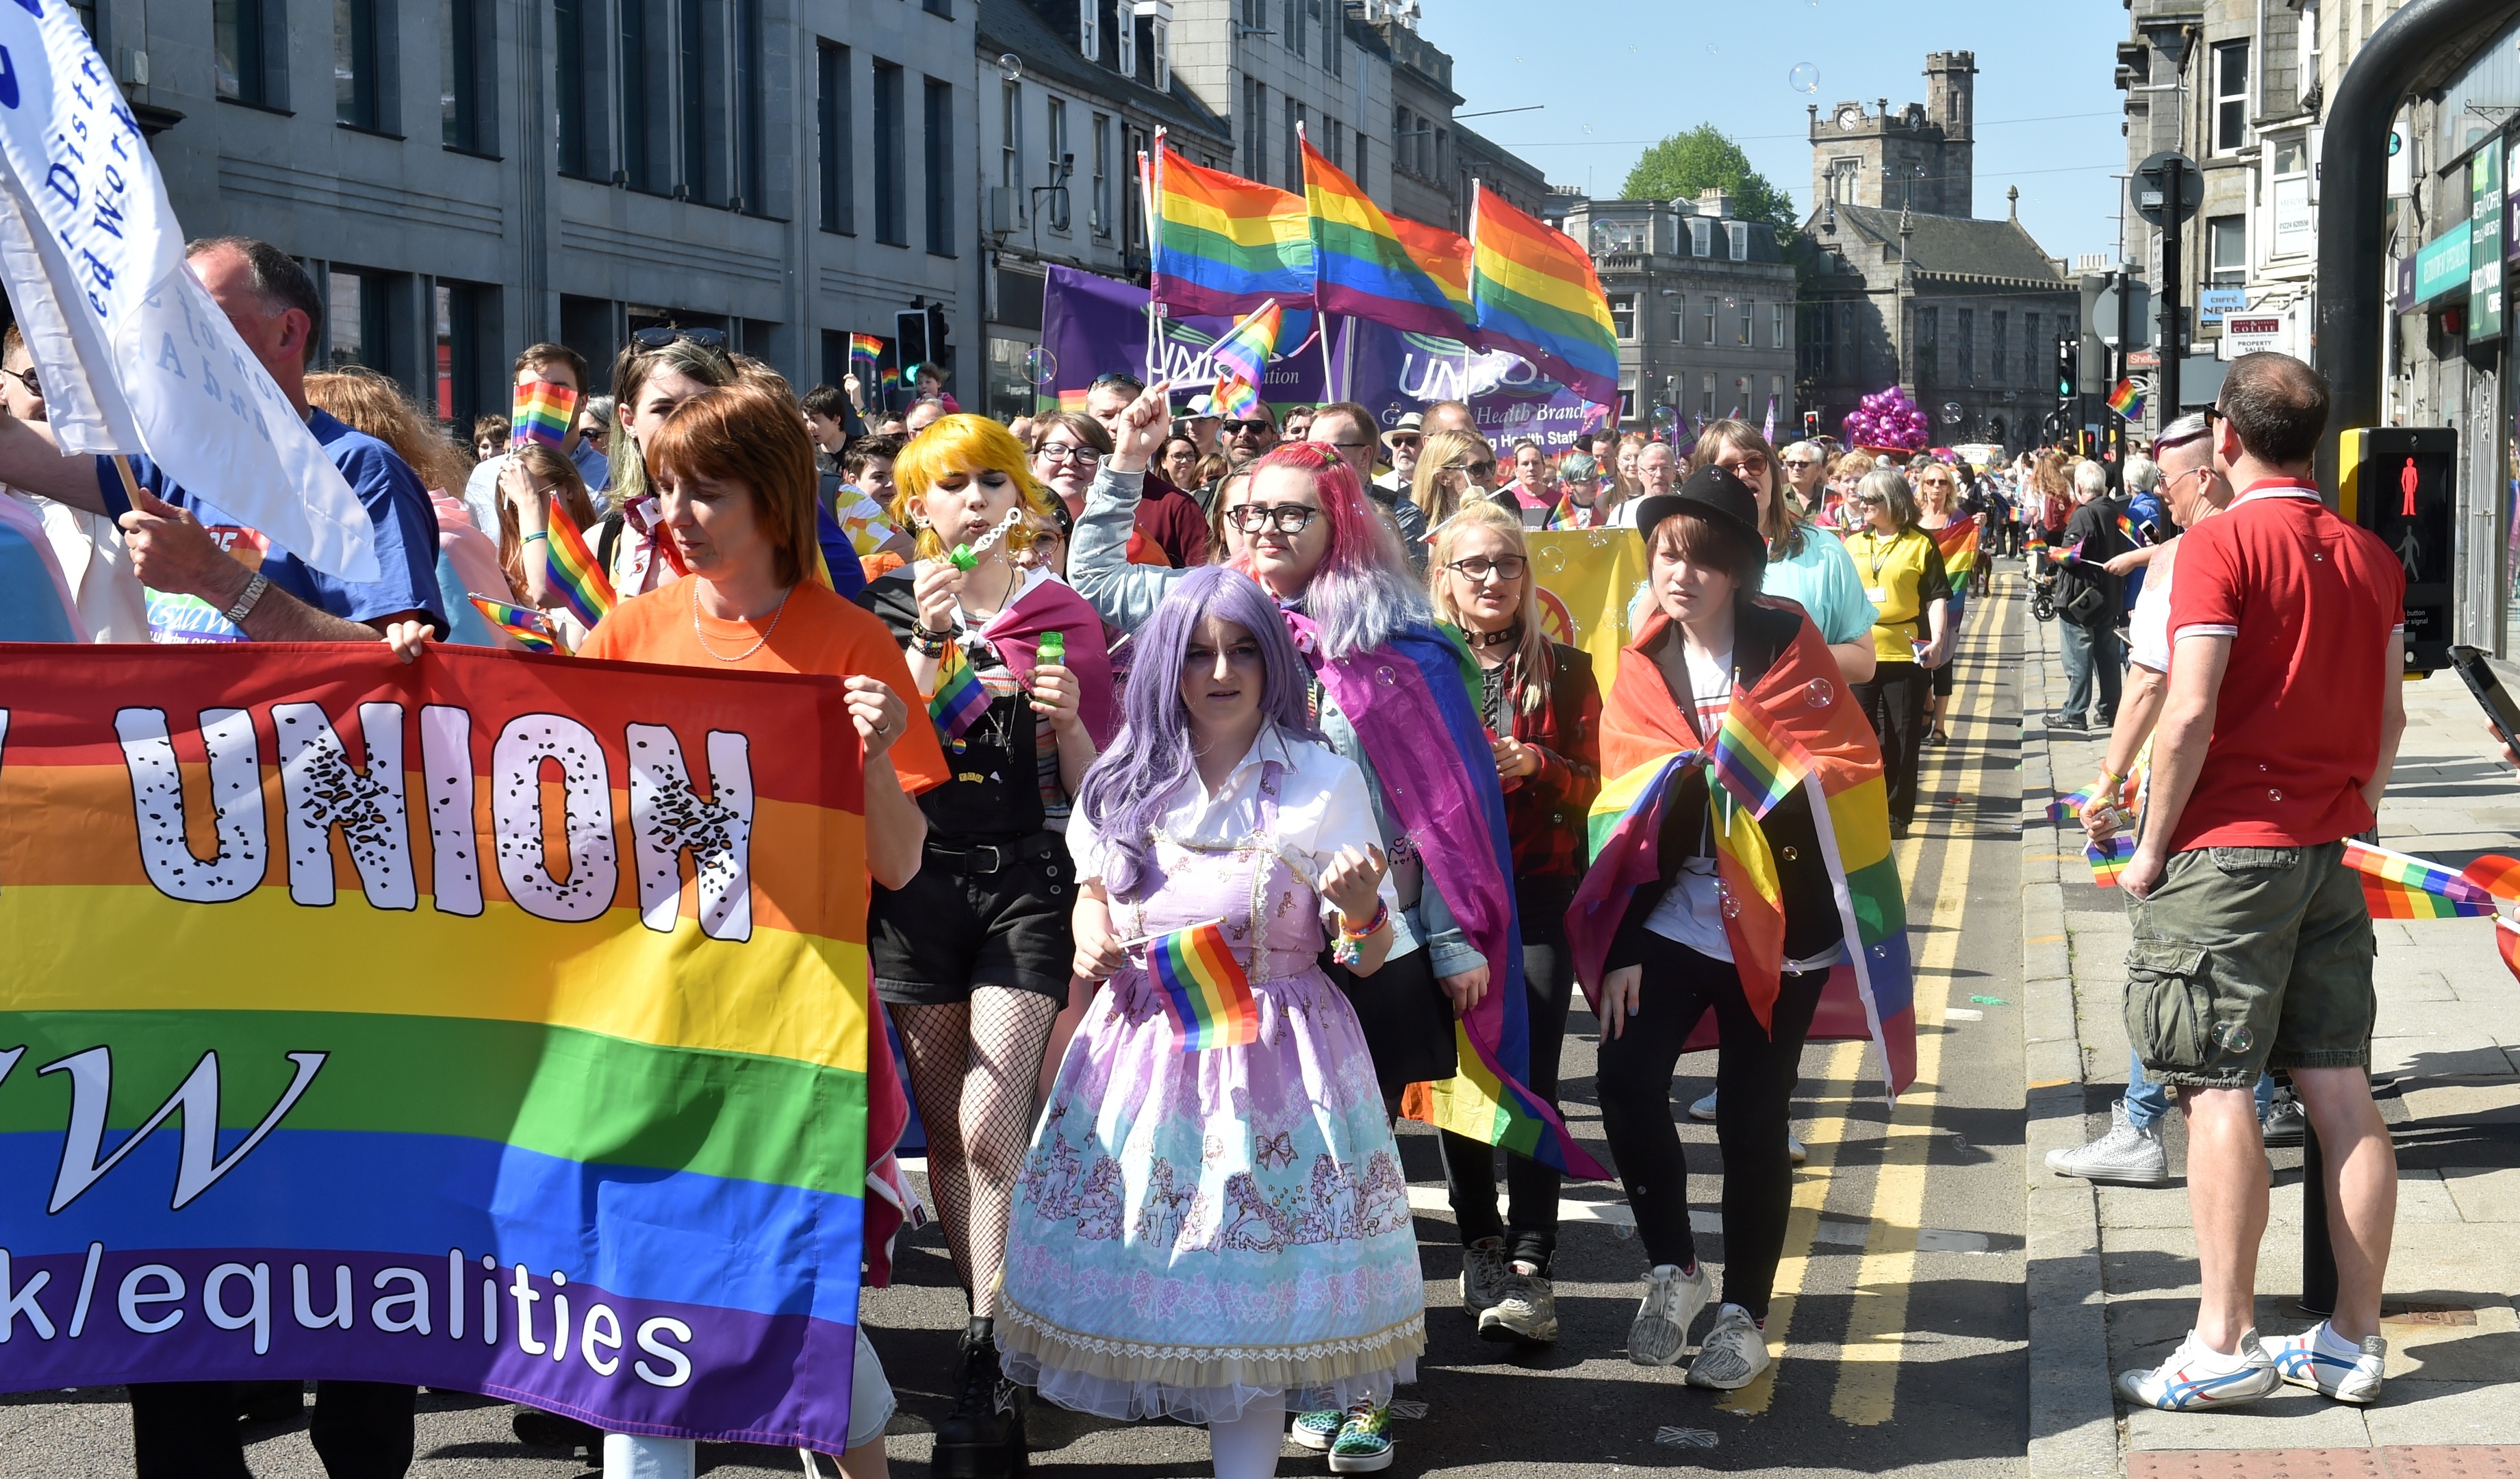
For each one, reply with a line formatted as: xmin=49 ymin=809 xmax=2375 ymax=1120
xmin=222 ymin=570 xmax=272 ymax=625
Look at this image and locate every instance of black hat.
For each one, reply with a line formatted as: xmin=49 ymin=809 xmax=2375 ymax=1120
xmin=1634 ymin=465 xmax=1764 ymax=550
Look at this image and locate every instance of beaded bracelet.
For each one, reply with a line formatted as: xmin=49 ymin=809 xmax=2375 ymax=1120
xmin=1330 ymin=900 xmax=1391 ymax=967
xmin=908 ymin=623 xmax=954 ymax=657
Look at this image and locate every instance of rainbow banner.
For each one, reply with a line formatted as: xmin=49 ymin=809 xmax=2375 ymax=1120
xmin=0 ymin=643 xmax=873 ymax=1451
xmin=1147 ymin=920 xmax=1258 ymax=1051
xmin=511 ymin=381 xmax=579 ymax=450
xmin=466 ymin=594 xmax=559 ymax=655
xmin=1709 ymin=687 xmax=1818 ymax=821
xmin=1148 ymin=136 xmax=1315 ymax=320
xmin=1468 ymin=182 xmax=1619 ymax=407
xmin=1932 ymin=515 xmax=1982 ymax=584
xmin=926 ymin=640 xmax=990 ymax=743
xmin=2341 ymin=838 xmax=2497 ymax=919
xmin=1391 ymin=216 xmax=1475 ymax=324
xmin=2085 ymin=833 xmax=2136 ymax=887
xmin=2107 ymin=378 xmax=2146 ymax=420
xmin=1208 ymin=300 xmax=1282 ymax=392
xmin=544 ymin=509 xmax=618 ymax=629
xmin=1301 ymin=134 xmax=1471 ymax=340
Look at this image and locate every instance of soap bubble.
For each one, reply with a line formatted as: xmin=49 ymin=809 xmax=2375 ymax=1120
xmin=1536 ymin=544 xmax=1569 ymax=574
xmin=1941 ymin=401 xmax=1963 ymax=425
xmin=1789 ymin=62 xmax=1820 ymax=94
xmin=2212 ymin=1021 xmax=2255 ymax=1054
xmin=1705 ymin=43 xmax=1718 ymax=55
xmin=1804 ymin=679 xmax=1834 ymax=709
xmin=1650 ymin=405 xmax=1678 ymax=431
xmin=1375 ymin=665 xmax=1397 ymax=687
xmin=1021 ymin=346 xmax=1058 ymax=386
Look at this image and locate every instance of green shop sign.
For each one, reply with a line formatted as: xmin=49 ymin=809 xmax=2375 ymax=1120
xmin=2415 ymin=220 xmax=2473 ymax=305
xmin=2473 ymin=138 xmax=2505 ymax=341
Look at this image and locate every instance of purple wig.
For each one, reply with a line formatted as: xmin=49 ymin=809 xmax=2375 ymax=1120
xmin=1074 ymin=566 xmax=1325 ymax=900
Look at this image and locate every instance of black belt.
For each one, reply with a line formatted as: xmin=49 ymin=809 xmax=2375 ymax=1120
xmin=926 ymin=835 xmax=1059 ymax=876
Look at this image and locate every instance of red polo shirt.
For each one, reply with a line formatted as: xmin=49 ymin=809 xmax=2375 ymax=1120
xmin=2164 ymin=479 xmax=2406 ymax=851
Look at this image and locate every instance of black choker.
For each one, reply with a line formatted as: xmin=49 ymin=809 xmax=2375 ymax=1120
xmin=1467 ymin=624 xmax=1520 ymax=649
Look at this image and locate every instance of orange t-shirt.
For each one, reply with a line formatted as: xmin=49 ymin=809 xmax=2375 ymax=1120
xmin=578 ymin=575 xmax=950 ymax=796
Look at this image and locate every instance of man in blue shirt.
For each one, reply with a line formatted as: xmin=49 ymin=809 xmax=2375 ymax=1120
xmin=0 ymin=235 xmax=435 ymax=1477
xmin=0 ymin=236 xmax=444 ymax=648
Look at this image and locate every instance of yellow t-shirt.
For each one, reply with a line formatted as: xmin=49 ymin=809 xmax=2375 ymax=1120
xmin=1842 ymin=527 xmax=1950 ymax=663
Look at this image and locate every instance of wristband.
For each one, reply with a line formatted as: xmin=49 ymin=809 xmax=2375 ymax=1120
xmin=222 ymin=570 xmax=271 ymax=626
xmin=1332 ymin=900 xmax=1390 ymax=965
xmin=522 ymin=531 xmax=548 ymax=544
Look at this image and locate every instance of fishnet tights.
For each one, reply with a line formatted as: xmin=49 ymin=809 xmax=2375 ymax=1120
xmin=892 ymin=987 xmax=1060 ymax=1319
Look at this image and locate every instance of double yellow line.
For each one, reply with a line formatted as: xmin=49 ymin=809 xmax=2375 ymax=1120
xmin=1718 ymin=575 xmax=2005 ymax=1419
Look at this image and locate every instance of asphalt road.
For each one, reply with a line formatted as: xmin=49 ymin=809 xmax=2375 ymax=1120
xmin=0 ymin=579 xmax=2035 ymax=1479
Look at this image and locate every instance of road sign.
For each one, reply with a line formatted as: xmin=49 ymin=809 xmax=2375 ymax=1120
xmin=2097 ymin=281 xmax=2154 ymax=348
xmin=2128 ymin=350 xmax=2161 ymax=369
xmin=2134 ymin=151 xmax=2204 ymax=227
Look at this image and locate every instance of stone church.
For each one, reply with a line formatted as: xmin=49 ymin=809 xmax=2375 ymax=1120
xmin=1794 ymin=51 xmax=2080 ymax=451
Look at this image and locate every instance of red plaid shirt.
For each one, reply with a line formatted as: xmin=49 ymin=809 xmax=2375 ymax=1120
xmin=1488 ymin=642 xmax=1603 ymax=885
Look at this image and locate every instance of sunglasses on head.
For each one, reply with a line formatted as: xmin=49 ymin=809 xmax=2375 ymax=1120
xmin=631 ymin=325 xmax=728 ymax=351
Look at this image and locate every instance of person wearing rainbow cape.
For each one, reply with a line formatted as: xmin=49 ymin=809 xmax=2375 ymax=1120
xmin=1568 ymin=465 xmax=1915 ymax=1392
xmin=997 ymin=566 xmax=1421 ymax=1479
xmin=1067 ymin=383 xmax=1604 ymax=1470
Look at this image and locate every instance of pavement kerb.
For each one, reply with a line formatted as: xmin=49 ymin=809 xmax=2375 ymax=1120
xmin=2016 ymin=596 xmax=2121 ymax=1479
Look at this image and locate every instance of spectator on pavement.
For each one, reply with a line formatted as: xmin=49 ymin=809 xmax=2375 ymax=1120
xmin=2050 ymin=459 xmax=2126 ymax=731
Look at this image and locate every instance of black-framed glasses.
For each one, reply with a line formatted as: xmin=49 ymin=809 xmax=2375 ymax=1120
xmin=1036 ymin=442 xmax=1103 ymax=465
xmin=1223 ymin=420 xmax=1275 ymax=438
xmin=1447 ymin=555 xmax=1528 ymax=582
xmin=1386 ymin=434 xmax=1422 ymax=449
xmin=1313 ymin=438 xmax=1375 ymax=453
xmin=631 ymin=326 xmax=729 ymax=351
xmin=1224 ymin=502 xmax=1322 ymax=534
xmin=5 ymin=364 xmax=38 ymax=397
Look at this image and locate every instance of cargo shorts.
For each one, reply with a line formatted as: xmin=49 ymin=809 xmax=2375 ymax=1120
xmin=2122 ymin=840 xmax=2378 ymax=1089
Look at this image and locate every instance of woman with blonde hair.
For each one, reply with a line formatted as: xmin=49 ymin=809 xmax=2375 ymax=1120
xmin=1408 ymin=426 xmax=1500 ymax=528
xmin=304 ymin=366 xmax=511 ymax=648
xmin=1842 ymin=466 xmax=1952 ymax=837
xmin=1424 ymin=500 xmax=1601 ymax=1345
xmin=1816 ymin=451 xmax=1875 ymax=528
xmin=861 ymin=411 xmax=1119 ymax=1477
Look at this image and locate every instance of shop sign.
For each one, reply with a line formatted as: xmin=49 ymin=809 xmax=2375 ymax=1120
xmin=2414 ymin=220 xmax=2473 ymax=305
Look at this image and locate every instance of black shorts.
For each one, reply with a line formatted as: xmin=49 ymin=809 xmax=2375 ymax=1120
xmin=1322 ymin=944 xmax=1458 ymax=1103
xmin=1931 ymin=657 xmax=1957 ymax=697
xmin=870 ymin=832 xmax=1073 ymax=1007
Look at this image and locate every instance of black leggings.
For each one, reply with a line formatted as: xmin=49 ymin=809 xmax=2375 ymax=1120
xmin=130 ymin=1380 xmax=416 ymax=1479
xmin=1595 ymin=935 xmax=1825 ymax=1320
xmin=1439 ymin=878 xmax=1577 ymax=1274
xmin=1854 ymin=659 xmax=1930 ymax=825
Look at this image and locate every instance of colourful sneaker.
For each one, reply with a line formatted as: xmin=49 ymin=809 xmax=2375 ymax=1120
xmin=2115 ymin=1328 xmax=2282 ymax=1411
xmin=2265 ymin=1321 xmax=2387 ymax=1404
xmin=1327 ymin=1402 xmax=1395 ymax=1474
xmin=1288 ymin=1408 xmax=1343 ymax=1452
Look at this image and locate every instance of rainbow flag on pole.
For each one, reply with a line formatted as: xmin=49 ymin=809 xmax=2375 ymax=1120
xmin=1212 ymin=373 xmax=1263 ymax=424
xmin=1932 ymin=515 xmax=1982 ymax=584
xmin=2085 ymin=833 xmax=2137 ymax=887
xmin=1391 ymin=216 xmax=1476 ymax=324
xmin=926 ymin=640 xmax=991 ymax=743
xmin=0 ymin=642 xmax=877 ymax=1450
xmin=2341 ymin=839 xmax=2498 ymax=919
xmin=542 ymin=509 xmax=618 ymax=629
xmin=850 ymin=333 xmax=884 ymax=370
xmin=1468 ymin=182 xmax=1620 ymax=407
xmin=511 ymin=381 xmax=579 ymax=450
xmin=1301 ymin=133 xmax=1471 ymax=340
xmin=467 ymin=594 xmax=560 ymax=654
xmin=1147 ymin=920 xmax=1258 ymax=1051
xmin=1148 ymin=134 xmax=1315 ymax=320
xmin=2107 ymin=378 xmax=2146 ymax=419
xmin=1208 ymin=300 xmax=1282 ymax=390
xmin=1709 ymin=688 xmax=1818 ymax=820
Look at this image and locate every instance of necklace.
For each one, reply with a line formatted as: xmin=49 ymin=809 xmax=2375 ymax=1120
xmin=1466 ymin=622 xmax=1520 ymax=649
xmin=690 ymin=580 xmax=794 ymax=662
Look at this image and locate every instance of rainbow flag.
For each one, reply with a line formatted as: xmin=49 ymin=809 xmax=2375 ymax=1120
xmin=1212 ymin=373 xmax=1262 ymax=423
xmin=1709 ymin=687 xmax=1818 ymax=820
xmin=2046 ymin=773 xmax=2136 ymax=825
xmin=1302 ymin=134 xmax=1472 ymax=340
xmin=1148 ymin=135 xmax=1315 ymax=320
xmin=2463 ymin=852 xmax=2520 ymax=900
xmin=1931 ymin=515 xmax=1982 ymax=585
xmin=1468 ymin=182 xmax=1620 ymax=406
xmin=879 ymin=366 xmax=900 ymax=392
xmin=1391 ymin=216 xmax=1476 ymax=323
xmin=850 ymin=333 xmax=884 ymax=370
xmin=542 ymin=509 xmax=617 ymax=629
xmin=467 ymin=594 xmax=559 ymax=654
xmin=2342 ymin=839 xmax=2497 ymax=919
xmin=2107 ymin=378 xmax=2146 ymax=419
xmin=2086 ymin=833 xmax=2136 ymax=887
xmin=2115 ymin=514 xmax=2152 ymax=548
xmin=1147 ymin=920 xmax=1258 ymax=1051
xmin=511 ymin=381 xmax=579 ymax=450
xmin=926 ymin=640 xmax=990 ymax=742
xmin=1208 ymin=300 xmax=1282 ymax=390
xmin=0 ymin=642 xmax=875 ymax=1450
xmin=2497 ymin=918 xmax=2520 ymax=986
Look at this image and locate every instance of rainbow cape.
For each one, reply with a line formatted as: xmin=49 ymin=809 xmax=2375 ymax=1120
xmin=1709 ymin=686 xmax=1818 ymax=820
xmin=1468 ymin=182 xmax=1619 ymax=407
xmin=2341 ymin=839 xmax=2497 ymax=919
xmin=0 ymin=642 xmax=875 ymax=1450
xmin=1568 ymin=607 xmax=1918 ymax=1096
xmin=1302 ymin=134 xmax=1472 ymax=340
xmin=543 ymin=510 xmax=617 ymax=629
xmin=926 ymin=640 xmax=991 ymax=742
xmin=1297 ymin=616 xmax=1607 ymax=1178
xmin=511 ymin=381 xmax=578 ymax=449
xmin=1208 ymin=299 xmax=1282 ymax=390
xmin=1147 ymin=920 xmax=1259 ymax=1051
xmin=1931 ymin=515 xmax=1981 ymax=584
xmin=2086 ymin=833 xmax=2135 ymax=887
xmin=2107 ymin=378 xmax=2146 ymax=419
xmin=1148 ymin=135 xmax=1315 ymax=320
xmin=467 ymin=594 xmax=559 ymax=654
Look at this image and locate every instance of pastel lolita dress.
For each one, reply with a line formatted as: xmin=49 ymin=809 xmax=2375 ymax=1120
xmin=995 ymin=729 xmax=1426 ymax=1424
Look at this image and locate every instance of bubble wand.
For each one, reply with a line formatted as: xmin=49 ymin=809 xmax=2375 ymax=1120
xmin=949 ymin=508 xmax=1028 ymax=571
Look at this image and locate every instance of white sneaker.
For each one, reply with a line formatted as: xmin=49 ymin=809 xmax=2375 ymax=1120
xmin=1627 ymin=1263 xmax=1713 ymax=1367
xmin=1478 ymin=1262 xmax=1558 ymax=1345
xmin=2115 ymin=1328 xmax=2282 ymax=1411
xmin=1688 ymin=1089 xmax=1719 ymax=1122
xmin=1458 ymin=1237 xmax=1512 ymax=1323
xmin=1685 ymin=1303 xmax=1770 ymax=1390
xmin=2265 ymin=1321 xmax=2387 ymax=1404
xmin=2046 ymin=1100 xmax=2170 ymax=1187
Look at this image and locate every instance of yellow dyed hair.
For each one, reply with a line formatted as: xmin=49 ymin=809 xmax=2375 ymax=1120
xmin=891 ymin=413 xmax=1057 ymax=560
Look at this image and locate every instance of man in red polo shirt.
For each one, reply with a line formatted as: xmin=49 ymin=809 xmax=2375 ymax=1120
xmin=2115 ymin=353 xmax=2407 ymax=1413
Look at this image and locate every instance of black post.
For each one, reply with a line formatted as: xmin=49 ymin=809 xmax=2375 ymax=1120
xmin=2117 ymin=270 xmax=2135 ymax=444
xmin=2314 ymin=0 xmax=2520 ymax=497
xmin=2159 ymin=158 xmax=2184 ymax=422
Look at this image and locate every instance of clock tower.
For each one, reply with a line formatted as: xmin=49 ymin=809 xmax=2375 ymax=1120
xmin=1807 ymin=51 xmax=1977 ymax=220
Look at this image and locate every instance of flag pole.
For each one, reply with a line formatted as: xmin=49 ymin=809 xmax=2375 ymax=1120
xmin=1144 ymin=131 xmax=1168 ymax=388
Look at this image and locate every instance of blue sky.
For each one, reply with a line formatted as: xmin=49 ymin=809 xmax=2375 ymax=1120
xmin=1418 ymin=0 xmax=2133 ymax=262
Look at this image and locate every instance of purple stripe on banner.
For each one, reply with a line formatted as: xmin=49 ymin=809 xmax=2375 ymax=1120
xmin=0 ymin=1245 xmax=858 ymax=1452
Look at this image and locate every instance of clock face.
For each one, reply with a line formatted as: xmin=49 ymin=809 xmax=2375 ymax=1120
xmin=1837 ymin=106 xmax=1862 ymax=132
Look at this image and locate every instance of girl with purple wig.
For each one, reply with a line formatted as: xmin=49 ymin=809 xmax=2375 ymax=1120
xmin=994 ymin=566 xmax=1426 ymax=1479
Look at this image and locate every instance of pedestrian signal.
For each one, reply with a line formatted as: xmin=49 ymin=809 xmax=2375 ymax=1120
xmin=2341 ymin=427 xmax=2456 ymax=673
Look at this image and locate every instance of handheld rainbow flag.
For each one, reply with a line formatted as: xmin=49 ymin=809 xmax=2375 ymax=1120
xmin=2463 ymin=852 xmax=2520 ymax=900
xmin=1301 ymin=133 xmax=1473 ymax=340
xmin=2046 ymin=773 xmax=2135 ymax=825
xmin=1208 ymin=300 xmax=1282 ymax=389
xmin=2086 ymin=833 xmax=2136 ymax=887
xmin=542 ymin=510 xmax=617 ymax=628
xmin=880 ymin=365 xmax=900 ymax=392
xmin=468 ymin=594 xmax=560 ymax=653
xmin=1148 ymin=134 xmax=1316 ymax=319
xmin=1212 ymin=373 xmax=1263 ymax=423
xmin=2341 ymin=839 xmax=2497 ymax=919
xmin=1145 ymin=919 xmax=1259 ymax=1051
xmin=1468 ymin=181 xmax=1620 ymax=406
xmin=850 ymin=333 xmax=884 ymax=370
xmin=2115 ymin=514 xmax=2152 ymax=547
xmin=511 ymin=381 xmax=580 ymax=450
xmin=926 ymin=640 xmax=991 ymax=742
xmin=1931 ymin=515 xmax=1982 ymax=585
xmin=2497 ymin=918 xmax=2520 ymax=987
xmin=2107 ymin=378 xmax=2146 ymax=419
xmin=1708 ymin=688 xmax=1818 ymax=820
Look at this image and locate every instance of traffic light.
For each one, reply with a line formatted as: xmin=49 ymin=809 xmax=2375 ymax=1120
xmin=1802 ymin=410 xmax=1820 ymax=440
xmin=2054 ymin=335 xmax=2077 ymax=399
xmin=2341 ymin=427 xmax=2456 ymax=672
xmin=898 ymin=303 xmax=952 ymax=371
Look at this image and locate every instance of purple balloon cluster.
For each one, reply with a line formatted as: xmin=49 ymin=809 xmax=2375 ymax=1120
xmin=1842 ymin=385 xmax=1929 ymax=451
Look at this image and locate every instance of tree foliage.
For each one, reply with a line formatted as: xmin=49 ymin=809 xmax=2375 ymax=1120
xmin=1620 ymin=126 xmax=1798 ymax=229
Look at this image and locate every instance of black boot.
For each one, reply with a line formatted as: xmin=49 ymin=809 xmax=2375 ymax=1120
xmin=929 ymin=1329 xmax=1028 ymax=1478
